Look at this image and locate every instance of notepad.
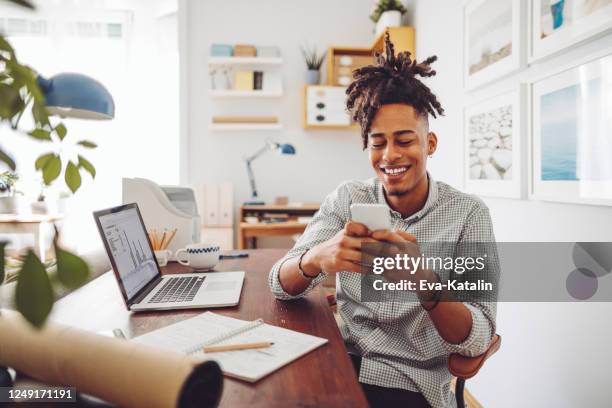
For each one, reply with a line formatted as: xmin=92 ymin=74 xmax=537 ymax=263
xmin=132 ymin=312 xmax=328 ymax=382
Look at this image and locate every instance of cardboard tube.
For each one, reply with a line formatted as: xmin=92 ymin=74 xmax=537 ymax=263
xmin=0 ymin=311 xmax=222 ymax=408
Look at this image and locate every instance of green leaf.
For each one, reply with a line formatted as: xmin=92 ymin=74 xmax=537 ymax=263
xmin=28 ymin=128 xmax=52 ymax=141
xmin=64 ymin=161 xmax=81 ymax=193
xmin=0 ymin=147 xmax=16 ymax=171
xmin=15 ymin=250 xmax=54 ymax=328
xmin=0 ymin=83 xmax=24 ymax=119
xmin=32 ymin=101 xmax=50 ymax=126
xmin=35 ymin=152 xmax=54 ymax=170
xmin=77 ymin=140 xmax=97 ymax=149
xmin=0 ymin=36 xmax=15 ymax=55
xmin=0 ymin=241 xmax=6 ymax=284
xmin=55 ymin=245 xmax=90 ymax=289
xmin=54 ymin=123 xmax=67 ymax=141
xmin=42 ymin=155 xmax=61 ymax=185
xmin=77 ymin=155 xmax=96 ymax=178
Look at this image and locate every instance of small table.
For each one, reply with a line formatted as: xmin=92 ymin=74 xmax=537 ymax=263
xmin=48 ymin=249 xmax=367 ymax=407
xmin=238 ymin=204 xmax=319 ymax=249
xmin=0 ymin=214 xmax=62 ymax=260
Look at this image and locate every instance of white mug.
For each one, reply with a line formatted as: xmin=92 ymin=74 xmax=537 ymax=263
xmin=175 ymin=243 xmax=220 ymax=271
xmin=154 ymin=250 xmax=172 ymax=267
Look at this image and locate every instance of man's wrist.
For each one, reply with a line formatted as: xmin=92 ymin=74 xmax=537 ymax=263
xmin=300 ymin=248 xmax=322 ymax=278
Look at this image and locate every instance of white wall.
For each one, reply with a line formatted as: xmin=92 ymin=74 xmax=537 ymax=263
xmin=414 ymin=1 xmax=612 ymax=406
xmin=184 ymin=0 xmax=375 ymax=208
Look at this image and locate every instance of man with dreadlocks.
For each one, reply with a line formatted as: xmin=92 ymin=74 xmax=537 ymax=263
xmin=268 ymin=34 xmax=497 ymax=408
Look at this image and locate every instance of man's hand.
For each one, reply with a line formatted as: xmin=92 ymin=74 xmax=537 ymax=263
xmin=370 ymin=229 xmax=426 ymax=284
xmin=302 ymin=222 xmax=377 ymax=275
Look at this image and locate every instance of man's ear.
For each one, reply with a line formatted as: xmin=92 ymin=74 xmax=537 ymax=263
xmin=427 ymin=132 xmax=438 ymax=156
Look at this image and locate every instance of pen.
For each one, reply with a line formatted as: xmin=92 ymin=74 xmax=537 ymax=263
xmin=220 ymin=253 xmax=249 ymax=259
xmin=203 ymin=341 xmax=274 ymax=353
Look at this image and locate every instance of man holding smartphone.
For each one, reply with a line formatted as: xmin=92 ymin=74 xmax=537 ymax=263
xmin=268 ymin=34 xmax=497 ymax=408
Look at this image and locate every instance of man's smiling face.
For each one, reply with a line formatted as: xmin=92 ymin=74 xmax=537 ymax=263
xmin=368 ymin=104 xmax=437 ymax=197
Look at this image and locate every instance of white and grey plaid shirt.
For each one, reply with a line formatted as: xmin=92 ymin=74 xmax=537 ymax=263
xmin=268 ymin=174 xmax=497 ymax=408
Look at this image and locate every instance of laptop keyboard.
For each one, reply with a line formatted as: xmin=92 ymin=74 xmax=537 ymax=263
xmin=149 ymin=276 xmax=205 ymax=303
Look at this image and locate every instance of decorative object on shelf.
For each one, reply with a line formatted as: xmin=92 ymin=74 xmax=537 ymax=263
xmin=234 ymin=71 xmax=254 ymax=91
xmin=463 ymin=0 xmax=523 ymax=90
xmin=301 ymin=45 xmax=326 ymax=85
xmin=370 ymin=0 xmax=407 ymax=36
xmin=0 ymin=172 xmax=21 ymax=214
xmin=531 ymin=53 xmax=612 ymax=206
xmin=0 ymin=0 xmax=115 ymax=328
xmin=243 ymin=139 xmax=296 ymax=205
xmin=464 ymin=87 xmax=525 ymax=199
xmin=210 ymin=43 xmax=233 ymax=57
xmin=234 ymin=44 xmax=257 ymax=57
xmin=530 ymin=0 xmax=612 ymax=62
xmin=256 ymin=45 xmax=280 ymax=58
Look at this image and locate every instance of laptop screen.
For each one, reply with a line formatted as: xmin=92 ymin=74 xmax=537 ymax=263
xmin=96 ymin=205 xmax=159 ymax=301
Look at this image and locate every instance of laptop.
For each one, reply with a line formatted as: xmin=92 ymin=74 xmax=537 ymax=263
xmin=93 ymin=203 xmax=244 ymax=311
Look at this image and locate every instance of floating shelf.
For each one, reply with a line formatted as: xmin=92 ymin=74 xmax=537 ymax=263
xmin=208 ymin=57 xmax=283 ymax=66
xmin=210 ymin=90 xmax=283 ymax=98
xmin=209 ymin=123 xmax=283 ymax=131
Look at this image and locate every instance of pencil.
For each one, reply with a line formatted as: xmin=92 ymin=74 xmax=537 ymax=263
xmin=159 ymin=230 xmax=167 ymax=250
xmin=203 ymin=342 xmax=274 ymax=353
xmin=163 ymin=228 xmax=177 ymax=250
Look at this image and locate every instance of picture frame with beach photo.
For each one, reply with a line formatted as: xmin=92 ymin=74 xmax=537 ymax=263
xmin=463 ymin=0 xmax=525 ymax=90
xmin=530 ymin=0 xmax=612 ymax=62
xmin=531 ymin=51 xmax=612 ymax=206
xmin=464 ymin=86 xmax=526 ymax=198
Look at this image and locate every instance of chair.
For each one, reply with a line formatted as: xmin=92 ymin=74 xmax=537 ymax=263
xmin=449 ymin=334 xmax=502 ymax=408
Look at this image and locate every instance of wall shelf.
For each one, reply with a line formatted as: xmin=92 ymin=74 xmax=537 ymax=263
xmin=209 ymin=123 xmax=283 ymax=131
xmin=210 ymin=90 xmax=283 ymax=98
xmin=208 ymin=57 xmax=283 ymax=66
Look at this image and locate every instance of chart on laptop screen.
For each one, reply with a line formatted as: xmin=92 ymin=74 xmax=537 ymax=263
xmin=99 ymin=208 xmax=158 ymax=299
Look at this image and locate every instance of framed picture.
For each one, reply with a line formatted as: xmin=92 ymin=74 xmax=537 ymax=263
xmin=463 ymin=0 xmax=524 ymax=90
xmin=464 ymin=87 xmax=526 ymax=198
xmin=531 ymin=53 xmax=612 ymax=206
xmin=531 ymin=0 xmax=612 ymax=62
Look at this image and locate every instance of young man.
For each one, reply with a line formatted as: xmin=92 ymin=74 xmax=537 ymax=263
xmin=268 ymin=36 xmax=497 ymax=408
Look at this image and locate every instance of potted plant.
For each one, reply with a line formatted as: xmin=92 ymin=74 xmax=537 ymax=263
xmin=0 ymin=172 xmax=21 ymax=214
xmin=301 ymin=46 xmax=326 ymax=85
xmin=370 ymin=0 xmax=408 ymax=36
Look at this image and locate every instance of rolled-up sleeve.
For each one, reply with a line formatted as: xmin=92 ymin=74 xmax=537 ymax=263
xmin=268 ymin=182 xmax=351 ymax=300
xmin=439 ymin=203 xmax=498 ymax=357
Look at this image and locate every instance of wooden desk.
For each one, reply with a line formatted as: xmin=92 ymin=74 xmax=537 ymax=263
xmin=49 ymin=249 xmax=367 ymax=408
xmin=238 ymin=204 xmax=319 ymax=249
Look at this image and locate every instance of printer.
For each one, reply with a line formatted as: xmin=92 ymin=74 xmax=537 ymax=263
xmin=122 ymin=178 xmax=200 ymax=259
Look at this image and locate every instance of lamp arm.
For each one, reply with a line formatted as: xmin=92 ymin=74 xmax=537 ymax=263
xmin=245 ymin=160 xmax=258 ymax=199
xmin=245 ymin=141 xmax=276 ymax=163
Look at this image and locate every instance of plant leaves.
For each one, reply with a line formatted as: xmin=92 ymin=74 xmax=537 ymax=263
xmin=15 ymin=250 xmax=54 ymax=328
xmin=0 ymin=147 xmax=16 ymax=171
xmin=35 ymin=152 xmax=54 ymax=170
xmin=42 ymin=155 xmax=61 ymax=185
xmin=55 ymin=245 xmax=90 ymax=289
xmin=0 ymin=83 xmax=24 ymax=120
xmin=77 ymin=140 xmax=97 ymax=149
xmin=0 ymin=241 xmax=6 ymax=284
xmin=64 ymin=161 xmax=81 ymax=193
xmin=0 ymin=35 xmax=15 ymax=56
xmin=5 ymin=0 xmax=35 ymax=10
xmin=28 ymin=128 xmax=52 ymax=141
xmin=32 ymin=101 xmax=50 ymax=127
xmin=77 ymin=155 xmax=96 ymax=178
xmin=54 ymin=123 xmax=67 ymax=141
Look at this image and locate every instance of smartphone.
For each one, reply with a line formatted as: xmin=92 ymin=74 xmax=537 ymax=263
xmin=350 ymin=203 xmax=391 ymax=232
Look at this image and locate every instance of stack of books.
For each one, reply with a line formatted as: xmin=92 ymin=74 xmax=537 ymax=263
xmin=234 ymin=71 xmax=264 ymax=91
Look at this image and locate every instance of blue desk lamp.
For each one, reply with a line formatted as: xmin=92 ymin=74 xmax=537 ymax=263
xmin=36 ymin=73 xmax=115 ymax=120
xmin=244 ymin=139 xmax=296 ymax=205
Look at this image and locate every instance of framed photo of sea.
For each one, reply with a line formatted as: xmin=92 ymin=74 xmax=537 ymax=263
xmin=464 ymin=87 xmax=526 ymax=198
xmin=463 ymin=0 xmax=524 ymax=90
xmin=531 ymin=0 xmax=612 ymax=62
xmin=531 ymin=52 xmax=612 ymax=205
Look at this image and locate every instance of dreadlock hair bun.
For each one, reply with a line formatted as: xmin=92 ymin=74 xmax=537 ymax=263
xmin=346 ymin=31 xmax=445 ymax=149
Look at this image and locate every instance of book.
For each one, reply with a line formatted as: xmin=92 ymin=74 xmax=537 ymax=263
xmin=234 ymin=71 xmax=254 ymax=91
xmin=253 ymin=71 xmax=263 ymax=90
xmin=131 ymin=312 xmax=328 ymax=382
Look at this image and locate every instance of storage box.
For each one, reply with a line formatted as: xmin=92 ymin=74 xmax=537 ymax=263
xmin=233 ymin=44 xmax=257 ymax=57
xmin=210 ymin=44 xmax=233 ymax=57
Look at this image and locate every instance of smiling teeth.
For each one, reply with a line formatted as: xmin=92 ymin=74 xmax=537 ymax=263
xmin=384 ymin=167 xmax=407 ymax=175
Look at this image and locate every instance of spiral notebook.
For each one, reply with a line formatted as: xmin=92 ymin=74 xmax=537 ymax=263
xmin=132 ymin=312 xmax=328 ymax=382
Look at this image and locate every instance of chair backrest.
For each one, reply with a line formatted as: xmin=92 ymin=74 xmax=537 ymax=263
xmin=448 ymin=334 xmax=501 ymax=379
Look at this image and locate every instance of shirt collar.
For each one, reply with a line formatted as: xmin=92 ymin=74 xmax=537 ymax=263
xmin=376 ymin=172 xmax=439 ymax=222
